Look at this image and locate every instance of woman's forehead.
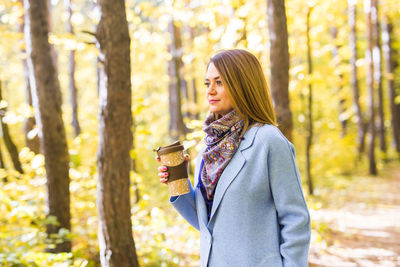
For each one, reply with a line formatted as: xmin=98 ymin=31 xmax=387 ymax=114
xmin=205 ymin=63 xmax=220 ymax=79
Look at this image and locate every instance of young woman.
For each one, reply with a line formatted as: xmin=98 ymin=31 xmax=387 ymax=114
xmin=157 ymin=49 xmax=311 ymax=267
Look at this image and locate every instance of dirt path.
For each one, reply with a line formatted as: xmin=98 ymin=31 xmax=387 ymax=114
xmin=308 ymin=167 xmax=400 ymax=267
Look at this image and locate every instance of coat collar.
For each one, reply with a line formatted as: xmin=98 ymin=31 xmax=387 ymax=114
xmin=238 ymin=124 xmax=260 ymax=152
xmin=207 ymin=125 xmax=260 ymax=225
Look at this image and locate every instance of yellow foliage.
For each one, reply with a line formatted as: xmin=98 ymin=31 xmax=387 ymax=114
xmin=0 ymin=0 xmax=399 ymax=265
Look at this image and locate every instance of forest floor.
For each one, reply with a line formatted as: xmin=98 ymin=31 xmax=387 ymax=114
xmin=308 ymin=164 xmax=400 ymax=267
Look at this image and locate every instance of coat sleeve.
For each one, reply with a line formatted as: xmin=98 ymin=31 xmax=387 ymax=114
xmin=265 ymin=133 xmax=311 ymax=267
xmin=169 ymin=151 xmax=204 ymax=231
xmin=170 ymin=181 xmax=199 ymax=230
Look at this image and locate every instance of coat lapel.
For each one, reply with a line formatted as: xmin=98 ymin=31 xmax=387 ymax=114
xmin=195 ymin=187 xmax=209 ymax=229
xmin=207 ymin=126 xmax=260 ymax=224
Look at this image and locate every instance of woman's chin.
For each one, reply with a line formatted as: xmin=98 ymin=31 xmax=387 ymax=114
xmin=209 ymin=107 xmax=218 ymax=114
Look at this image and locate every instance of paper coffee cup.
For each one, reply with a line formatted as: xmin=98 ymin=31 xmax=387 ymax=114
xmin=155 ymin=141 xmax=190 ymax=196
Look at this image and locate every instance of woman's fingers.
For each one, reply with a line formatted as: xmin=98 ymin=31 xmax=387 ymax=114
xmin=158 ymin=172 xmax=168 ymax=177
xmin=184 ymin=154 xmax=190 ymax=162
xmin=158 ymin=173 xmax=168 ymax=184
xmin=158 ymin=165 xmax=167 ymax=172
xmin=160 ymin=177 xmax=168 ymax=184
xmin=184 ymin=154 xmax=190 ymax=168
xmin=158 ymin=170 xmax=168 ymax=184
xmin=155 ymin=156 xmax=168 ymax=184
xmin=159 ymin=173 xmax=168 ymax=184
xmin=158 ymin=169 xmax=169 ymax=184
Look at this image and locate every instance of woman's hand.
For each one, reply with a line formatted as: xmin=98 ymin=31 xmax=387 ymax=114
xmin=157 ymin=162 xmax=169 ymax=184
xmin=156 ymin=154 xmax=190 ymax=184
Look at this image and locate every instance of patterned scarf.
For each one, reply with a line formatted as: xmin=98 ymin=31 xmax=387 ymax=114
xmin=201 ymin=110 xmax=244 ymax=200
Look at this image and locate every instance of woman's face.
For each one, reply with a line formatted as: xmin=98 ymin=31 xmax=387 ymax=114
xmin=204 ymin=62 xmax=234 ymax=116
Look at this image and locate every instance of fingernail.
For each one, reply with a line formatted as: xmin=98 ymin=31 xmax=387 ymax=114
xmin=162 ymin=167 xmax=167 ymax=171
xmin=164 ymin=172 xmax=168 ymax=177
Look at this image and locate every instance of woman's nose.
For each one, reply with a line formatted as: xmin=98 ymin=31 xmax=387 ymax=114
xmin=207 ymin=83 xmax=216 ymax=95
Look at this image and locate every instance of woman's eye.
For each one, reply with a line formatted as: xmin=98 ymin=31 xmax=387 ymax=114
xmin=204 ymin=82 xmax=210 ymax=87
xmin=216 ymin=80 xmax=223 ymax=86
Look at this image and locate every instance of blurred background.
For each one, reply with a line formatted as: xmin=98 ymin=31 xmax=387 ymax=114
xmin=0 ymin=0 xmax=399 ymax=266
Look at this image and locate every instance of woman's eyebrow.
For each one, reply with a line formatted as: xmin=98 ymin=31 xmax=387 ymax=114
xmin=204 ymin=76 xmax=220 ymax=81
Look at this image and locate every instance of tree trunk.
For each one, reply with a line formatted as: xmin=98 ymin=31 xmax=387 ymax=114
xmin=18 ymin=0 xmax=40 ymax=154
xmin=191 ymin=79 xmax=199 ymax=120
xmin=397 ymin=104 xmax=400 ymax=153
xmin=24 ymin=0 xmax=71 ymax=252
xmin=0 ymin=139 xmax=6 ymax=181
xmin=22 ymin=58 xmax=40 ymax=154
xmin=331 ymin=27 xmax=347 ymax=137
xmin=267 ymin=0 xmax=293 ymax=141
xmin=348 ymin=0 xmax=366 ymax=157
xmin=181 ymin=78 xmax=190 ymax=119
xmin=168 ymin=19 xmax=188 ymax=140
xmin=0 ymin=143 xmax=5 ymax=169
xmin=306 ymin=7 xmax=314 ymax=195
xmin=0 ymin=82 xmax=24 ymax=174
xmin=371 ymin=0 xmax=386 ymax=153
xmin=365 ymin=0 xmax=377 ymax=175
xmin=65 ymin=0 xmax=81 ymax=137
xmin=95 ymin=0 xmax=139 ymax=265
xmin=382 ymin=16 xmax=400 ymax=154
xmin=189 ymin=27 xmax=199 ymax=120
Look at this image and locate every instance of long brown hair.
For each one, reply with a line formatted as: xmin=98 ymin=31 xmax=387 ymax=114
xmin=209 ymin=49 xmax=277 ymax=132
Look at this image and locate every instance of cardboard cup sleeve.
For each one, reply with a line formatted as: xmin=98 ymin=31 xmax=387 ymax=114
xmin=155 ymin=141 xmax=190 ymax=196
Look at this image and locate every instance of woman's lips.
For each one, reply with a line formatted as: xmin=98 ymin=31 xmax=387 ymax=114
xmin=209 ymin=100 xmax=219 ymax=104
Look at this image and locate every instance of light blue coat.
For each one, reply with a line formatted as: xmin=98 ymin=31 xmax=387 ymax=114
xmin=171 ymin=124 xmax=311 ymax=267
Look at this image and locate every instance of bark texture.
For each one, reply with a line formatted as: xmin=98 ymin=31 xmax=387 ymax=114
xmin=382 ymin=16 xmax=400 ymax=154
xmin=22 ymin=56 xmax=40 ymax=154
xmin=371 ymin=0 xmax=386 ymax=152
xmin=64 ymin=0 xmax=81 ymax=136
xmin=65 ymin=0 xmax=81 ymax=137
xmin=348 ymin=0 xmax=366 ymax=156
xmin=0 ymin=143 xmax=4 ymax=169
xmin=0 ymin=82 xmax=24 ymax=174
xmin=267 ymin=0 xmax=293 ymax=141
xmin=365 ymin=0 xmax=377 ymax=175
xmin=95 ymin=0 xmax=139 ymax=265
xmin=24 ymin=0 xmax=71 ymax=252
xmin=168 ymin=20 xmax=188 ymax=140
xmin=331 ymin=27 xmax=347 ymax=137
xmin=18 ymin=0 xmax=40 ymax=154
xmin=188 ymin=26 xmax=199 ymax=120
